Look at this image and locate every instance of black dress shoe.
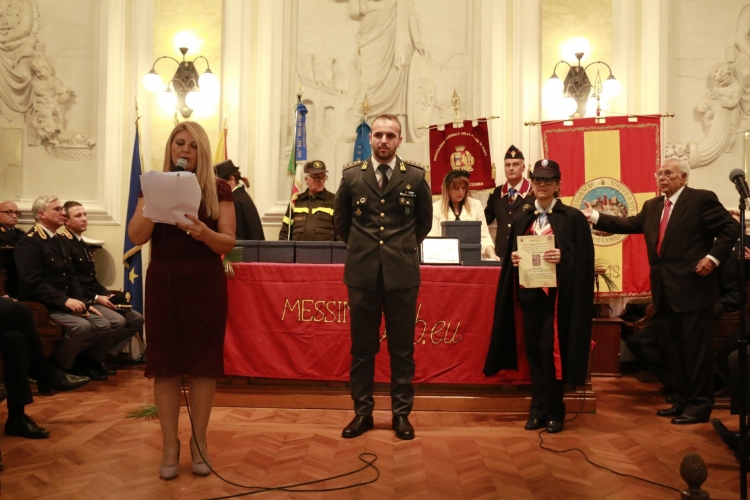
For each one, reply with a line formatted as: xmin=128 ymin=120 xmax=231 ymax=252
xmin=392 ymin=415 xmax=415 ymax=440
xmin=712 ymin=418 xmax=740 ymax=451
xmin=342 ymin=415 xmax=373 ymax=438
xmin=38 ymin=370 xmax=90 ymax=395
xmin=656 ymin=406 xmax=682 ymax=417
xmin=90 ymin=360 xmax=116 ymax=376
xmin=546 ymin=420 xmax=563 ymax=434
xmin=671 ymin=414 xmax=709 ymax=425
xmin=5 ymin=414 xmax=50 ymax=439
xmin=525 ymin=418 xmax=545 ymax=430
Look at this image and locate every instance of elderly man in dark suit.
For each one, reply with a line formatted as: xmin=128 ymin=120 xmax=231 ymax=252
xmin=334 ymin=114 xmax=432 ymax=440
xmin=0 ymin=201 xmax=25 ymax=246
xmin=583 ymin=158 xmax=739 ymax=424
xmin=14 ymin=196 xmax=115 ymax=381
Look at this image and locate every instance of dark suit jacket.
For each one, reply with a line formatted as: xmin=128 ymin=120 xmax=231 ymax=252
xmin=59 ymin=229 xmax=108 ymax=301
xmin=14 ymin=225 xmax=85 ymax=311
xmin=484 ymin=179 xmax=535 ymax=258
xmin=595 ymin=186 xmax=738 ymax=313
xmin=334 ymin=156 xmax=432 ymax=291
xmin=233 ymin=185 xmax=265 ymax=240
xmin=0 ymin=225 xmax=25 ymax=246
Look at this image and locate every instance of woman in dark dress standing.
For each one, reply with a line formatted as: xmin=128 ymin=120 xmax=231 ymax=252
xmin=128 ymin=121 xmax=236 ymax=479
xmin=483 ymin=159 xmax=593 ymax=434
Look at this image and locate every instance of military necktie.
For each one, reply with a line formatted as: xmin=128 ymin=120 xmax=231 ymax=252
xmin=378 ymin=164 xmax=390 ymax=192
xmin=508 ymin=187 xmax=517 ymax=204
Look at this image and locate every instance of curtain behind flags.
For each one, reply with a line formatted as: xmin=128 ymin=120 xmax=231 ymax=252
xmin=353 ymin=118 xmax=371 ymax=161
xmin=123 ymin=125 xmax=144 ymax=313
xmin=428 ymin=120 xmax=494 ymax=195
xmin=542 ymin=115 xmax=661 ymax=296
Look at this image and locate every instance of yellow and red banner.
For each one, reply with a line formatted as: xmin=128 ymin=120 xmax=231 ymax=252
xmin=542 ymin=115 xmax=661 ymax=296
xmin=429 ymin=120 xmax=495 ymax=195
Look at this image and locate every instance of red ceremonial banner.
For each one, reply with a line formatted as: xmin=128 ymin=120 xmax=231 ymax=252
xmin=428 ymin=120 xmax=495 ymax=195
xmin=541 ymin=115 xmax=661 ymax=296
xmin=224 ymin=263 xmax=530 ymax=385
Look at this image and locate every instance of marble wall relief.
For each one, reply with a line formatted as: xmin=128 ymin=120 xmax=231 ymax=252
xmin=666 ymin=3 xmax=750 ymax=169
xmin=0 ymin=0 xmax=94 ymax=161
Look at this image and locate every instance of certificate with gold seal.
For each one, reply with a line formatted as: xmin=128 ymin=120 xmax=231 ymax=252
xmin=517 ymin=234 xmax=557 ymax=288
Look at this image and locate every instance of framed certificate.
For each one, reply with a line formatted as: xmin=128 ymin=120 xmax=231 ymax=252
xmin=421 ymin=237 xmax=461 ymax=265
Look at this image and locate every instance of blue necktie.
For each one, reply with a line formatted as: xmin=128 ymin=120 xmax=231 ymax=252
xmin=508 ymin=187 xmax=516 ymax=203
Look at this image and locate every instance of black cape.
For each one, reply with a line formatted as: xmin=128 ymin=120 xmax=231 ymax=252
xmin=233 ymin=184 xmax=265 ymax=240
xmin=483 ymin=199 xmax=594 ymax=385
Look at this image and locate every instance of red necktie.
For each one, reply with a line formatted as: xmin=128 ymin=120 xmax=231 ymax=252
xmin=657 ymin=198 xmax=671 ymax=256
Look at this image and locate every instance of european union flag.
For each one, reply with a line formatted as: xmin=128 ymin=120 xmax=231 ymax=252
xmin=353 ymin=118 xmax=371 ymax=161
xmin=123 ymin=125 xmax=144 ymax=313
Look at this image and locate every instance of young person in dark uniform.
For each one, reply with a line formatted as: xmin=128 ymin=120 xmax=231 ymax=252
xmin=484 ymin=145 xmax=534 ymax=262
xmin=334 ymin=114 xmax=432 ymax=440
xmin=484 ymin=159 xmax=594 ymax=434
xmin=0 ymin=201 xmax=25 ymax=246
xmin=60 ymin=201 xmax=144 ymax=368
xmin=280 ymin=160 xmax=339 ymax=241
xmin=215 ymin=159 xmax=265 ymax=241
xmin=583 ymin=158 xmax=738 ymax=424
xmin=14 ymin=196 xmax=115 ymax=381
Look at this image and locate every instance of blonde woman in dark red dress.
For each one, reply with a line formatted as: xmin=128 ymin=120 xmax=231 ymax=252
xmin=128 ymin=121 xmax=236 ymax=480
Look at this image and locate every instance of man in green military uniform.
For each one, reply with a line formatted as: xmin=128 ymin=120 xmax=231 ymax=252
xmin=334 ymin=114 xmax=432 ymax=440
xmin=279 ymin=160 xmax=339 ymax=241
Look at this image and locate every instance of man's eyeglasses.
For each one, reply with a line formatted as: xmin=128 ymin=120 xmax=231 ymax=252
xmin=0 ymin=210 xmax=20 ymax=217
xmin=530 ymin=178 xmax=557 ymax=185
xmin=654 ymin=170 xmax=678 ymax=178
xmin=309 ymin=174 xmax=328 ymax=181
xmin=47 ymin=206 xmax=64 ymax=213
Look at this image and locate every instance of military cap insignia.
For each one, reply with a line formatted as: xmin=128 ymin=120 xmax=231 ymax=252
xmin=314 ymin=161 xmax=322 ymax=168
xmin=126 ymin=292 xmax=131 ymax=301
xmin=342 ymin=160 xmax=364 ymax=171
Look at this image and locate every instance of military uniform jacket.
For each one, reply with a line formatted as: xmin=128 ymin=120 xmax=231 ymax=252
xmin=14 ymin=225 xmax=86 ymax=310
xmin=59 ymin=228 xmax=108 ymax=301
xmin=484 ymin=179 xmax=534 ymax=258
xmin=334 ymin=156 xmax=433 ymax=291
xmin=0 ymin=224 xmax=25 ymax=246
xmin=279 ymin=188 xmax=339 ymax=241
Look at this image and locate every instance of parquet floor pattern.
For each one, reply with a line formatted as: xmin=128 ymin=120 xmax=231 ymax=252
xmin=0 ymin=367 xmax=744 ymax=499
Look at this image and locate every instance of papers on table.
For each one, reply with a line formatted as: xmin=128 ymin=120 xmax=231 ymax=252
xmin=140 ymin=171 xmax=201 ymax=225
xmin=517 ymin=234 xmax=557 ymax=288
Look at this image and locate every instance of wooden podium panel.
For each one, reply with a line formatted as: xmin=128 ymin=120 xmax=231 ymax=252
xmin=590 ymin=317 xmax=623 ymax=377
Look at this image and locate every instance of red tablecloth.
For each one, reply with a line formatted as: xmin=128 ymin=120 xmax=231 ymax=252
xmin=224 ymin=263 xmax=530 ymax=385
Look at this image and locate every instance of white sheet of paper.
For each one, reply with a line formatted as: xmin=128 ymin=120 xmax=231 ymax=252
xmin=140 ymin=171 xmax=201 ymax=225
xmin=517 ymin=234 xmax=557 ymax=288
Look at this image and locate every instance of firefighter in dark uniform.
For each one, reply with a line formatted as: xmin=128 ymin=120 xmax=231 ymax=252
xmin=334 ymin=114 xmax=433 ymax=441
xmin=484 ymin=145 xmax=535 ymax=262
xmin=279 ymin=160 xmax=339 ymax=241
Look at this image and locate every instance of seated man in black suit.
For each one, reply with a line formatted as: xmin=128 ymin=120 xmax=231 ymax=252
xmin=0 ymin=201 xmax=25 ymax=246
xmin=61 ymin=201 xmax=144 ymax=370
xmin=14 ymin=195 xmax=116 ymax=381
xmin=0 ymin=296 xmax=89 ymax=439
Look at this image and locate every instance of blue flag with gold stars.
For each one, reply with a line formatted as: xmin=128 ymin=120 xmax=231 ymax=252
xmin=123 ymin=124 xmax=143 ymax=313
xmin=353 ymin=118 xmax=371 ymax=161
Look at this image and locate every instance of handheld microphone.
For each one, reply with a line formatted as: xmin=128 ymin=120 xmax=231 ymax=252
xmin=173 ymin=158 xmax=188 ymax=172
xmin=729 ymin=168 xmax=750 ymax=200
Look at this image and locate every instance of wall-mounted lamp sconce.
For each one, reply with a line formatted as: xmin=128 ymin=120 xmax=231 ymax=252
xmin=542 ymin=37 xmax=621 ymax=118
xmin=142 ymin=32 xmax=219 ymax=118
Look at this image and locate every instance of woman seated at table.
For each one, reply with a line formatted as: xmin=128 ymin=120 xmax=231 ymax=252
xmin=427 ymin=169 xmax=499 ymax=260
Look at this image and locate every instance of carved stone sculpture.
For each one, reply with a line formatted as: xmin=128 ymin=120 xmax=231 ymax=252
xmin=27 ymin=54 xmax=73 ymax=145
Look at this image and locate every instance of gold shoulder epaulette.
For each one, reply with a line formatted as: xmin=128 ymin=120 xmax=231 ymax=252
xmin=60 ymin=228 xmax=73 ymax=239
xmin=402 ymin=159 xmax=426 ymax=170
xmin=31 ymin=223 xmax=48 ymax=240
xmin=343 ymin=160 xmax=364 ymax=171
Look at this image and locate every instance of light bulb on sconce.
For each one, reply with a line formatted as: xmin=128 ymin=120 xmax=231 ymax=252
xmin=142 ymin=31 xmax=219 ymax=118
xmin=543 ymin=37 xmax=620 ymax=119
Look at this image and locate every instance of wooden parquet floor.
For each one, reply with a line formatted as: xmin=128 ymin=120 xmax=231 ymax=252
xmin=0 ymin=367 xmax=745 ymax=500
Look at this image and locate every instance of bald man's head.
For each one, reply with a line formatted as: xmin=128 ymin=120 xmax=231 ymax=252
xmin=0 ymin=201 xmax=20 ymax=228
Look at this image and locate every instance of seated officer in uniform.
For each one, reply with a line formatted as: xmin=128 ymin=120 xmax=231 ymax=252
xmin=279 ymin=160 xmax=340 ymax=241
xmin=61 ymin=201 xmax=144 ymax=370
xmin=0 ymin=200 xmax=25 ymax=246
xmin=14 ymin=196 xmax=115 ymax=381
